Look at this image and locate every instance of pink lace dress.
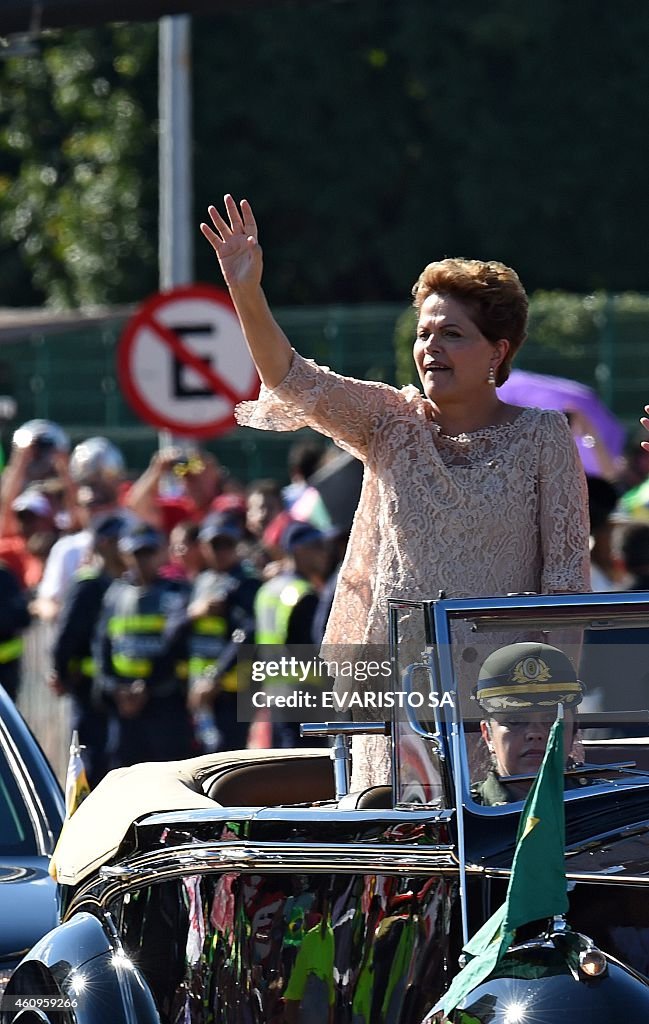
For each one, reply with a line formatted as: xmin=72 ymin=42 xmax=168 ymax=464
xmin=237 ymin=352 xmax=591 ymax=788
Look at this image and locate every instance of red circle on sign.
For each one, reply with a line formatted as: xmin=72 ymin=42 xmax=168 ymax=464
xmin=117 ymin=284 xmax=259 ymax=439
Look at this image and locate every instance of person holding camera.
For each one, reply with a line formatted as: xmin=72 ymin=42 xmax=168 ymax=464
xmin=0 ymin=420 xmax=73 ymax=542
xmin=124 ymin=445 xmax=224 ymax=535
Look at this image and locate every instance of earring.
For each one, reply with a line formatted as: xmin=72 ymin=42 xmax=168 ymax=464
xmin=487 ymin=366 xmax=496 ymax=386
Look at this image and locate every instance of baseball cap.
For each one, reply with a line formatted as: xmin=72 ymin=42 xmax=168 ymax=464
xmin=118 ymin=522 xmax=164 ymax=555
xmin=281 ymin=521 xmax=326 ymax=554
xmin=199 ymin=513 xmax=243 ymax=544
xmin=91 ymin=514 xmax=127 ymax=542
xmin=210 ymin=493 xmax=247 ymax=517
xmin=475 ymin=642 xmax=584 ymax=715
xmin=12 ymin=489 xmax=53 ymax=518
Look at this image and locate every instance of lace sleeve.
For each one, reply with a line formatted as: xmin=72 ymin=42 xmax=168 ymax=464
xmin=538 ymin=410 xmax=591 ymax=593
xmin=235 ymin=351 xmax=412 ymax=463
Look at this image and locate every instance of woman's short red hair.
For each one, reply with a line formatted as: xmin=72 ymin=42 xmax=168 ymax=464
xmin=412 ymin=258 xmax=528 ymax=385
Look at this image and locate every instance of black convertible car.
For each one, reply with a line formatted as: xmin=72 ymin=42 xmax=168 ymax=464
xmin=0 ymin=685 xmax=64 ymax=1004
xmin=5 ymin=591 xmax=649 ymax=1023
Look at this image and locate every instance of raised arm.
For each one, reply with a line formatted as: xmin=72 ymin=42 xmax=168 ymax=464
xmin=200 ymin=196 xmax=292 ymax=389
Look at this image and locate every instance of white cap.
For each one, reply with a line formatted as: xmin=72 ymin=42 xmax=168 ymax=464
xmin=12 ymin=490 xmax=53 ymax=518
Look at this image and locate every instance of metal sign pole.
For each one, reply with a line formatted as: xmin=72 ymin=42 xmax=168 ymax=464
xmin=158 ymin=14 xmax=194 ymax=449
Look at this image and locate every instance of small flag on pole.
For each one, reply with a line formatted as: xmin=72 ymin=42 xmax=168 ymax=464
xmin=434 ymin=709 xmax=568 ymax=1019
xmin=49 ymin=731 xmax=90 ymax=880
xmin=64 ymin=730 xmax=90 ymax=817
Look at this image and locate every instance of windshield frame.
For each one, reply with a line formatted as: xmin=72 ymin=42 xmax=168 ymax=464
xmin=420 ymin=590 xmax=649 ymax=817
xmin=0 ymin=715 xmax=52 ymax=855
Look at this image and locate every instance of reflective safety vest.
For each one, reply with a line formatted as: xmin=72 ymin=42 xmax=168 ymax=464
xmin=188 ymin=614 xmax=228 ymax=682
xmin=254 ymin=575 xmax=324 ymax=688
xmin=102 ymin=577 xmax=190 ymax=687
xmin=107 ymin=613 xmax=188 ymax=679
xmin=255 ymin=576 xmax=313 ymax=645
xmin=66 ymin=656 xmax=96 ymax=678
xmin=0 ymin=636 xmax=23 ymax=664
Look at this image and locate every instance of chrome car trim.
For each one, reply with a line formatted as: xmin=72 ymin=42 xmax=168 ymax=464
xmin=475 ymin=762 xmax=641 ymax=787
xmin=448 ymin=688 xmax=469 ymax=947
xmin=82 ymin=840 xmax=458 ymax=906
xmin=480 ymin=865 xmax=649 ymax=886
xmin=402 ymin=662 xmax=442 ymax=746
xmin=140 ymin=806 xmax=455 ymax=826
xmin=300 ymin=722 xmax=390 ymax=736
xmin=0 ymin=717 xmax=49 ymax=854
xmin=563 ymin=818 xmax=649 ymax=856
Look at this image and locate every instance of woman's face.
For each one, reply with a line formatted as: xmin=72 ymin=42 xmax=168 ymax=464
xmin=413 ymin=293 xmax=508 ymax=404
xmin=480 ymin=711 xmax=575 ymax=778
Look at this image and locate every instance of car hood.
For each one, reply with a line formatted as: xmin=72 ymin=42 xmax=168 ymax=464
xmin=565 ymin=829 xmax=649 ymax=879
xmin=0 ymin=857 xmax=58 ymax=959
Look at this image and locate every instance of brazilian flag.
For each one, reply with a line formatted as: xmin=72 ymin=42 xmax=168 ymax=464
xmin=435 ymin=712 xmax=568 ymax=1019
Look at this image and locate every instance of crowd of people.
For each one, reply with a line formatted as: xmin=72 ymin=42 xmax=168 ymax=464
xmin=0 ymin=424 xmax=347 ymax=786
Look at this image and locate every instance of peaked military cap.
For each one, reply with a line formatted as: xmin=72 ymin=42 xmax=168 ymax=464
xmin=476 ymin=642 xmax=584 ymax=714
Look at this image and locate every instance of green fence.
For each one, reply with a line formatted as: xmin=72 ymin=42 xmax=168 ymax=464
xmin=2 ymin=294 xmax=649 ymax=485
xmin=0 ymin=304 xmax=403 ymax=484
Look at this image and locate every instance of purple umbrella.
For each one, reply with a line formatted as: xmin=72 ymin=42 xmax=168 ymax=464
xmin=498 ymin=369 xmax=626 ymax=477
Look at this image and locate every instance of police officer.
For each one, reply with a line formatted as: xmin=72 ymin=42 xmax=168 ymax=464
xmin=50 ymin=514 xmax=126 ymax=786
xmin=0 ymin=560 xmax=30 ymax=701
xmin=94 ymin=521 xmax=193 ymax=769
xmin=254 ymin=521 xmax=331 ymax=747
xmin=473 ymin=642 xmax=585 ymax=805
xmin=186 ymin=513 xmax=261 ymax=752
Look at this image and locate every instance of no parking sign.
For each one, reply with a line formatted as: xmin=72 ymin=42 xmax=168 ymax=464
xmin=117 ymin=284 xmax=259 ymax=439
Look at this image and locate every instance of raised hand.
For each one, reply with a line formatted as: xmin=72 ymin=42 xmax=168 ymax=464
xmin=200 ymin=194 xmax=292 ymax=387
xmin=200 ymin=195 xmax=262 ymax=292
xmin=641 ymin=406 xmax=649 ymax=452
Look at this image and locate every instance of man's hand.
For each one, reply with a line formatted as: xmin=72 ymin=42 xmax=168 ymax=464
xmin=188 ymin=596 xmax=227 ymax=619
xmin=114 ymin=680 xmax=149 ymax=719
xmin=47 ymin=671 xmax=67 ymax=697
xmin=187 ymin=675 xmax=221 ymax=710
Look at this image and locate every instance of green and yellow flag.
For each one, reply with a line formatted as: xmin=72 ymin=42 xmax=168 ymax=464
xmin=436 ymin=712 xmax=568 ymax=1019
xmin=48 ymin=731 xmax=90 ymax=881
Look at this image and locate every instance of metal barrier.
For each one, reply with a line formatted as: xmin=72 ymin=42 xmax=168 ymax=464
xmin=17 ymin=620 xmax=71 ymax=786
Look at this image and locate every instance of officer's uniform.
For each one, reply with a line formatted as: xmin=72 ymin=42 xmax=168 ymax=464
xmin=255 ymin=570 xmax=322 ymax=748
xmin=94 ymin=525 xmax=193 ymax=769
xmin=52 ymin=562 xmax=111 ymax=786
xmin=190 ymin=561 xmax=261 ymax=752
xmin=472 ymin=641 xmax=585 ymax=806
xmin=0 ymin=561 xmax=30 ymax=702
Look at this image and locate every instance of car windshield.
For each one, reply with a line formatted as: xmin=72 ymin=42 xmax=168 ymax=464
xmin=390 ymin=597 xmax=649 ymax=810
xmin=444 ymin=605 xmax=649 ymax=808
xmin=0 ymin=735 xmax=39 ymax=854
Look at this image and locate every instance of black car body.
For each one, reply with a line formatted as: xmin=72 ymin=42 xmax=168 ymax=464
xmin=6 ymin=591 xmax=649 ymax=1023
xmin=0 ymin=685 xmax=64 ymax=1001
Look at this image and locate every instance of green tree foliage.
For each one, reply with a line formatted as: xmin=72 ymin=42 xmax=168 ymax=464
xmin=2 ymin=1 xmax=649 ymax=308
xmin=193 ymin=0 xmax=649 ymax=302
xmin=393 ymin=291 xmax=649 ymax=402
xmin=0 ymin=23 xmax=158 ymax=307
